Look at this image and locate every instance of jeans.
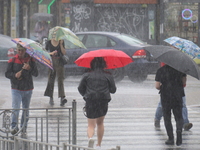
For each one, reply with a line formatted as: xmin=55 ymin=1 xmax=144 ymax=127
xmin=11 ymin=89 xmax=32 ymax=129
xmin=155 ymin=96 xmax=189 ymax=125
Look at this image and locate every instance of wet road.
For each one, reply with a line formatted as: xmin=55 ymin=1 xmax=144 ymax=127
xmin=1 ymin=74 xmax=199 ymax=109
xmin=0 ymin=74 xmax=200 ymax=149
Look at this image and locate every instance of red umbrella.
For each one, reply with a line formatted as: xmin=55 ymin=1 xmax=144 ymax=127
xmin=75 ymin=49 xmax=133 ymax=69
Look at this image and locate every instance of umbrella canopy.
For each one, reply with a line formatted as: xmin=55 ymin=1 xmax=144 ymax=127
xmin=12 ymin=38 xmax=53 ymax=70
xmin=48 ymin=26 xmax=86 ymax=49
xmin=31 ymin=13 xmax=53 ymax=21
xmin=144 ymin=45 xmax=200 ymax=80
xmin=75 ymin=49 xmax=133 ymax=69
xmin=164 ymin=36 xmax=200 ymax=59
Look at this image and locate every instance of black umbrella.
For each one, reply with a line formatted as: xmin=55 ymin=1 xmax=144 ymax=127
xmin=144 ymin=45 xmax=200 ymax=80
xmin=31 ymin=13 xmax=53 ymax=21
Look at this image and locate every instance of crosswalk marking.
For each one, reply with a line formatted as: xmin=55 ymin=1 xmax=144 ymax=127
xmin=25 ymin=107 xmax=200 ymax=149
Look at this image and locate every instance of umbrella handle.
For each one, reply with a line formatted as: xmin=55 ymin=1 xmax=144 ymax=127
xmin=17 ymin=57 xmax=31 ymax=80
xmin=17 ymin=69 xmax=23 ymax=80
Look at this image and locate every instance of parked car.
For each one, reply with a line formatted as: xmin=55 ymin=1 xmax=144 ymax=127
xmin=0 ymin=34 xmax=17 ymax=74
xmin=63 ymin=31 xmax=160 ymax=82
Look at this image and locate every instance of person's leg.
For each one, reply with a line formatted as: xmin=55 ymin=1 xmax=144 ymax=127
xmin=182 ymin=96 xmax=189 ymax=125
xmin=44 ymin=68 xmax=56 ymax=98
xmin=57 ymin=63 xmax=65 ymax=98
xmin=155 ymin=99 xmax=163 ymax=121
xmin=20 ymin=90 xmax=32 ymax=129
xmin=87 ymin=118 xmax=96 ymax=138
xmin=11 ymin=89 xmax=22 ymax=129
xmin=44 ymin=65 xmax=56 ymax=106
xmin=96 ymin=116 xmax=105 ymax=147
xmin=173 ymin=105 xmax=183 ymax=132
xmin=161 ymin=96 xmax=174 ymax=145
xmin=173 ymin=104 xmax=183 ymax=146
xmin=57 ymin=61 xmax=67 ymax=106
xmin=181 ymin=96 xmax=193 ymax=130
xmin=87 ymin=118 xmax=96 ymax=148
xmin=155 ymin=98 xmax=163 ymax=128
xmin=163 ymin=106 xmax=174 ymax=140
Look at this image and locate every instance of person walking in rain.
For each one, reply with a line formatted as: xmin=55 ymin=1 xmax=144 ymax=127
xmin=34 ymin=20 xmax=49 ymax=43
xmin=5 ymin=43 xmax=38 ymax=135
xmin=155 ymin=64 xmax=186 ymax=146
xmin=44 ymin=34 xmax=67 ymax=106
xmin=78 ymin=57 xmax=116 ymax=149
xmin=154 ymin=63 xmax=193 ymax=131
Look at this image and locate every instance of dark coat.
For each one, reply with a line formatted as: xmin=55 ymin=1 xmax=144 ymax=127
xmin=78 ymin=69 xmax=116 ymax=104
xmin=5 ymin=54 xmax=38 ymax=91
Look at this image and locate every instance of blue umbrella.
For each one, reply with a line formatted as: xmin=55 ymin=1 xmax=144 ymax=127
xmin=164 ymin=36 xmax=200 ymax=59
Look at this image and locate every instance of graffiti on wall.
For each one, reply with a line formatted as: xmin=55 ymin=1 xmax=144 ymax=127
xmin=71 ymin=3 xmax=91 ymax=32
xmin=73 ymin=4 xmax=91 ymax=22
xmin=96 ymin=7 xmax=147 ymax=40
xmin=72 ymin=22 xmax=88 ymax=33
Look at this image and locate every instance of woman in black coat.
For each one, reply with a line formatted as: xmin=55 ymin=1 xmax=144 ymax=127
xmin=78 ymin=57 xmax=116 ymax=148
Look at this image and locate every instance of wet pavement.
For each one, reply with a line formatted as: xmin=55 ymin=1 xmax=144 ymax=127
xmin=0 ymin=74 xmax=200 ymax=149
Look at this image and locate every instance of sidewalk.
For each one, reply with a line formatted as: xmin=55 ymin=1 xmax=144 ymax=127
xmin=0 ymin=75 xmax=200 ymax=149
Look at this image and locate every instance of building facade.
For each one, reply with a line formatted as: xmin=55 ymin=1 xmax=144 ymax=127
xmin=0 ymin=0 xmax=200 ymax=46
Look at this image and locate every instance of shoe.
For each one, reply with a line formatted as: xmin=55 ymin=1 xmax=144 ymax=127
xmin=95 ymin=145 xmax=101 ymax=149
xmin=184 ymin=123 xmax=193 ymax=131
xmin=49 ymin=97 xmax=54 ymax=106
xmin=21 ymin=129 xmax=27 ymax=138
xmin=154 ymin=118 xmax=160 ymax=128
xmin=176 ymin=131 xmax=182 ymax=146
xmin=165 ymin=139 xmax=174 ymax=145
xmin=11 ymin=128 xmax=19 ymax=135
xmin=60 ymin=97 xmax=67 ymax=106
xmin=88 ymin=138 xmax=94 ymax=148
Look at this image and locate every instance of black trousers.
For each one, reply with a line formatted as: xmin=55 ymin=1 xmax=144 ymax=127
xmin=161 ymin=94 xmax=183 ymax=139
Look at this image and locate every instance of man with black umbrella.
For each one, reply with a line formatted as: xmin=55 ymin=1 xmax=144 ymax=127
xmin=155 ymin=65 xmax=186 ymax=146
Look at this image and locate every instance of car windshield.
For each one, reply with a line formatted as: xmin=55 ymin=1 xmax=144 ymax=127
xmin=0 ymin=36 xmax=16 ymax=47
xmin=116 ymin=34 xmax=146 ymax=45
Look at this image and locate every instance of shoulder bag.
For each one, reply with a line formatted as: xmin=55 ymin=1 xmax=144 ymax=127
xmin=60 ymin=54 xmax=69 ymax=65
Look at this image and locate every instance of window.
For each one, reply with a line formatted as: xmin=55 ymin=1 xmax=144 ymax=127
xmin=163 ymin=2 xmax=198 ymax=44
xmin=85 ymin=34 xmax=116 ymax=48
xmin=116 ymin=34 xmax=146 ymax=45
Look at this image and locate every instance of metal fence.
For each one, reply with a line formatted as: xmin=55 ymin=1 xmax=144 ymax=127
xmin=0 ymin=136 xmax=120 ymax=150
xmin=0 ymin=100 xmax=120 ymax=150
xmin=0 ymin=100 xmax=77 ymax=148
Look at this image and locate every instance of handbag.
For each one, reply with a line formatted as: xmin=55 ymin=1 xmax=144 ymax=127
xmin=60 ymin=54 xmax=69 ymax=65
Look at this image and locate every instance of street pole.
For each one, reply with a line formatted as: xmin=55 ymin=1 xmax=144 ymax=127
xmin=197 ymin=3 xmax=200 ymax=46
xmin=0 ymin=0 xmax=3 ymax=34
xmin=159 ymin=0 xmax=164 ymax=45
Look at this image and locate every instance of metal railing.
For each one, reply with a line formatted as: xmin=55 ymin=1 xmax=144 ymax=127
xmin=0 ymin=136 xmax=120 ymax=150
xmin=0 ymin=100 xmax=120 ymax=150
xmin=0 ymin=100 xmax=77 ymax=148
